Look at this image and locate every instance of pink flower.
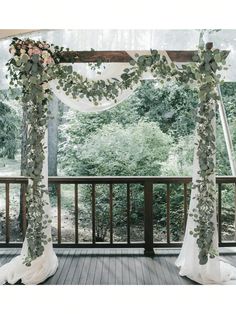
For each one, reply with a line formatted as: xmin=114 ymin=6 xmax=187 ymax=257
xmin=43 ymin=56 xmax=54 ymax=65
xmin=28 ymin=48 xmax=33 ymax=56
xmin=32 ymin=47 xmax=42 ymax=55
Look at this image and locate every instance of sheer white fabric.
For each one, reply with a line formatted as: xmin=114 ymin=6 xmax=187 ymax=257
xmin=49 ymin=51 xmax=155 ymax=112
xmin=0 ymin=131 xmax=58 ymax=285
xmin=175 ymin=102 xmax=236 ymax=284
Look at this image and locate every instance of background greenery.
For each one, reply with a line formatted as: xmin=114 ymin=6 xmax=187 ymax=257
xmin=0 ymin=81 xmax=236 ymax=242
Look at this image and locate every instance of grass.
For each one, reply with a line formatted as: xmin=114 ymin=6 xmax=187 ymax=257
xmin=0 ymin=154 xmax=21 ymax=176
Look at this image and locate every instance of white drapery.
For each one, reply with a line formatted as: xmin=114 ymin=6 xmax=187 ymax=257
xmin=49 ymin=51 xmax=156 ymax=112
xmin=0 ymin=131 xmax=58 ymax=284
xmin=1 ymin=49 xmax=236 ymax=285
xmin=175 ymin=102 xmax=236 ymax=284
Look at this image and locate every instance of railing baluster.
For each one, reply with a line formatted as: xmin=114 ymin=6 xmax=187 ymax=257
xmin=184 ymin=183 xmax=188 ymax=229
xmin=92 ymin=183 xmax=96 ymax=244
xmin=22 ymin=183 xmax=27 ymax=238
xmin=109 ymin=184 xmax=113 ymax=244
xmin=218 ymin=183 xmax=222 ymax=244
xmin=166 ymin=183 xmax=170 ymax=244
xmin=127 ymin=183 xmax=131 ymax=244
xmin=57 ymin=184 xmax=62 ymax=244
xmin=144 ymin=181 xmax=154 ymax=256
xmin=5 ymin=183 xmax=10 ymax=244
xmin=75 ymin=183 xmax=79 ymax=244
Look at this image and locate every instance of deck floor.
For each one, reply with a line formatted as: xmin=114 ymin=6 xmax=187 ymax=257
xmin=1 ymin=248 xmax=236 ymax=285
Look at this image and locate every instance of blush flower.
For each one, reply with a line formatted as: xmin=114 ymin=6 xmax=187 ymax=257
xmin=32 ymin=47 xmax=42 ymax=55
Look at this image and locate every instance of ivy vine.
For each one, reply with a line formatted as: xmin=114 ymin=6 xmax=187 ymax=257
xmin=6 ymin=37 xmax=228 ymax=266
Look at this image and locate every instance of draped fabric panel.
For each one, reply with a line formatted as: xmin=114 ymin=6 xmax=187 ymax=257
xmin=0 ymin=131 xmax=58 ymax=284
xmin=175 ymin=103 xmax=236 ymax=284
xmin=49 ymin=51 xmax=155 ymax=112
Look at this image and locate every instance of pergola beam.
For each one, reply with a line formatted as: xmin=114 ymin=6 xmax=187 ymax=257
xmin=58 ymin=50 xmax=200 ymax=63
xmin=58 ymin=44 xmax=229 ymax=63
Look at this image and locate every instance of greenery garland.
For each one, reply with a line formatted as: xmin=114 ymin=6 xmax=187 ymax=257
xmin=6 ymin=37 xmax=228 ymax=265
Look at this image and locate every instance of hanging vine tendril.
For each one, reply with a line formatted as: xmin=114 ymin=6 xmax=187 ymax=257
xmin=6 ymin=37 xmax=227 ymax=265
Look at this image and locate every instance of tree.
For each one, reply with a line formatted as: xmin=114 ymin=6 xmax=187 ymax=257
xmin=127 ymin=81 xmax=199 ymax=139
xmin=59 ymin=121 xmax=172 ymax=241
xmin=0 ymin=96 xmax=21 ymax=159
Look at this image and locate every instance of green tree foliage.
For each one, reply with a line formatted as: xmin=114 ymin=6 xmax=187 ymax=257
xmin=59 ymin=121 xmax=172 ymax=241
xmin=128 ymin=81 xmax=199 ymax=139
xmin=0 ymin=91 xmax=21 ymax=159
xmin=65 ymin=121 xmax=172 ymax=176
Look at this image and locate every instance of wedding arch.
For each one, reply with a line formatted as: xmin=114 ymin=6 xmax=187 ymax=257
xmin=0 ymin=36 xmax=236 ymax=284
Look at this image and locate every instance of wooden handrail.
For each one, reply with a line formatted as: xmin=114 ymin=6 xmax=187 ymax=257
xmin=1 ymin=176 xmax=236 ymax=184
xmin=1 ymin=175 xmax=236 ymax=250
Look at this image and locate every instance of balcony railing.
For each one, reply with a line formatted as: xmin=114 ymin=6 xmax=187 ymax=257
xmin=0 ymin=176 xmax=236 ymax=253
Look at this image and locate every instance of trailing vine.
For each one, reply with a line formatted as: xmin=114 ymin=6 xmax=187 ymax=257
xmin=6 ymin=37 xmax=228 ymax=266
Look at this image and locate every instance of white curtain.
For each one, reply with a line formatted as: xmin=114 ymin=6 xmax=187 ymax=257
xmin=175 ymin=102 xmax=236 ymax=284
xmin=49 ymin=51 xmax=155 ymax=112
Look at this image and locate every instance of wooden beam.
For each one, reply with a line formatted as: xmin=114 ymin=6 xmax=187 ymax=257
xmin=58 ymin=48 xmax=229 ymax=63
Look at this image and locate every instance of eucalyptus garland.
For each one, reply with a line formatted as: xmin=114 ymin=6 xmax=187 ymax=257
xmin=6 ymin=37 xmax=227 ymax=266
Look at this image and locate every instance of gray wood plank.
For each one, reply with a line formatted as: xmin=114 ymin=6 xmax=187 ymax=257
xmin=108 ymin=249 xmax=116 ymax=285
xmin=100 ymin=249 xmax=110 ymax=285
xmin=86 ymin=249 xmax=99 ymax=285
xmin=145 ymin=257 xmax=160 ymax=285
xmin=158 ymin=256 xmax=169 ymax=284
xmin=127 ymin=253 xmax=138 ymax=285
xmin=80 ymin=249 xmax=93 ymax=284
xmin=71 ymin=249 xmax=88 ymax=285
xmin=140 ymin=256 xmax=152 ymax=285
xmin=164 ymin=256 xmax=181 ymax=285
xmin=93 ymin=249 xmax=104 ymax=285
xmin=134 ymin=253 xmax=145 ymax=285
xmin=153 ymin=256 xmax=166 ymax=284
xmin=121 ymin=248 xmax=130 ymax=284
xmin=115 ymin=248 xmax=122 ymax=285
xmin=64 ymin=248 xmax=81 ymax=285
xmin=45 ymin=248 xmax=70 ymax=285
xmin=59 ymin=248 xmax=77 ymax=284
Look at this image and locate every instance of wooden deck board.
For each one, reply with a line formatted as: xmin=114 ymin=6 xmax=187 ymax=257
xmin=71 ymin=249 xmax=88 ymax=285
xmin=86 ymin=249 xmax=99 ymax=285
xmin=1 ymin=248 xmax=236 ymax=285
xmin=108 ymin=249 xmax=117 ymax=285
xmin=115 ymin=248 xmax=123 ymax=285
